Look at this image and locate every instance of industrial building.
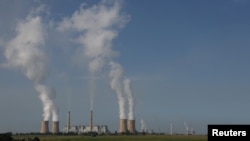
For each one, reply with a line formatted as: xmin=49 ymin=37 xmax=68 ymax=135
xmin=62 ymin=125 xmax=110 ymax=134
xmin=61 ymin=110 xmax=110 ymax=134
xmin=40 ymin=110 xmax=136 ymax=134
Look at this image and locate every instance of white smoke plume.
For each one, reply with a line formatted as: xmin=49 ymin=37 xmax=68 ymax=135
xmin=184 ymin=121 xmax=189 ymax=135
xmin=57 ymin=0 xmax=128 ymax=73
xmin=140 ymin=119 xmax=148 ymax=132
xmin=109 ymin=61 xmax=126 ymax=119
xmin=123 ymin=78 xmax=134 ymax=120
xmin=2 ymin=8 xmax=58 ymax=121
xmin=58 ymin=0 xmax=130 ymax=115
xmin=35 ymin=84 xmax=58 ymax=121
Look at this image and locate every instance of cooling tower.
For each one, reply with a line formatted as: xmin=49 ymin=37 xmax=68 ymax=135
xmin=52 ymin=121 xmax=59 ymax=134
xmin=128 ymin=119 xmax=136 ymax=133
xmin=119 ymin=119 xmax=128 ymax=133
xmin=40 ymin=120 xmax=49 ymax=133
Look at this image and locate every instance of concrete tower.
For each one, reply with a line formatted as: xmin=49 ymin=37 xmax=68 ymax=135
xmin=52 ymin=121 xmax=59 ymax=134
xmin=127 ymin=119 xmax=136 ymax=133
xmin=90 ymin=110 xmax=93 ymax=132
xmin=40 ymin=120 xmax=49 ymax=133
xmin=119 ymin=119 xmax=128 ymax=133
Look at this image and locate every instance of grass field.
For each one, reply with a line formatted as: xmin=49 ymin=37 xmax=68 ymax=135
xmin=13 ymin=135 xmax=207 ymax=141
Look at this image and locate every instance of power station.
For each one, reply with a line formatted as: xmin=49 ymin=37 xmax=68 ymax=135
xmin=117 ymin=119 xmax=137 ymax=134
xmin=40 ymin=120 xmax=59 ymax=134
xmin=62 ymin=110 xmax=138 ymax=134
xmin=39 ymin=111 xmax=137 ymax=134
xmin=62 ymin=111 xmax=110 ymax=134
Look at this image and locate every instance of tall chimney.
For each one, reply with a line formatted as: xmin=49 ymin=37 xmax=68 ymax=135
xmin=90 ymin=110 xmax=93 ymax=132
xmin=67 ymin=111 xmax=71 ymax=133
xmin=52 ymin=121 xmax=59 ymax=134
xmin=119 ymin=119 xmax=127 ymax=133
xmin=40 ymin=120 xmax=49 ymax=133
xmin=128 ymin=119 xmax=136 ymax=133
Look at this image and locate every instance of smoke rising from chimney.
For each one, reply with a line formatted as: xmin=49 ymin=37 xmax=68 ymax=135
xmin=184 ymin=121 xmax=189 ymax=135
xmin=140 ymin=119 xmax=147 ymax=132
xmin=123 ymin=78 xmax=134 ymax=120
xmin=58 ymin=0 xmax=130 ymax=117
xmin=2 ymin=7 xmax=58 ymax=121
xmin=35 ymin=84 xmax=58 ymax=121
xmin=57 ymin=0 xmax=128 ymax=73
xmin=109 ymin=61 xmax=126 ymax=119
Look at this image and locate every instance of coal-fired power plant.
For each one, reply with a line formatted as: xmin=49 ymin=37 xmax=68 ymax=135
xmin=40 ymin=121 xmax=49 ymax=133
xmin=40 ymin=120 xmax=59 ymax=134
xmin=119 ymin=119 xmax=128 ymax=133
xmin=128 ymin=120 xmax=136 ymax=133
xmin=52 ymin=121 xmax=59 ymax=134
xmin=1 ymin=0 xmax=140 ymax=136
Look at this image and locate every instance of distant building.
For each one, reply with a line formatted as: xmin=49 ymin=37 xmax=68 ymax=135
xmin=63 ymin=125 xmax=110 ymax=134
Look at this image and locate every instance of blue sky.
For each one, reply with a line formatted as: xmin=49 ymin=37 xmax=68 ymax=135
xmin=0 ymin=0 xmax=250 ymax=134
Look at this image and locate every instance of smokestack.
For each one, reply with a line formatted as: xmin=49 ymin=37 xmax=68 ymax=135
xmin=52 ymin=121 xmax=59 ymax=134
xmin=40 ymin=120 xmax=49 ymax=134
xmin=127 ymin=119 xmax=136 ymax=133
xmin=119 ymin=119 xmax=128 ymax=133
xmin=67 ymin=111 xmax=70 ymax=133
xmin=90 ymin=110 xmax=93 ymax=132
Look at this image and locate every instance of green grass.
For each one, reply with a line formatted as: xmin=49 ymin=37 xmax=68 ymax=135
xmin=13 ymin=135 xmax=207 ymax=141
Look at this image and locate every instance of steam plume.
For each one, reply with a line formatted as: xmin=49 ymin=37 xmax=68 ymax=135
xmin=123 ymin=78 xmax=134 ymax=120
xmin=58 ymin=0 xmax=129 ymax=114
xmin=140 ymin=119 xmax=147 ymax=132
xmin=109 ymin=62 xmax=126 ymax=119
xmin=57 ymin=0 xmax=128 ymax=73
xmin=3 ymin=8 xmax=58 ymax=121
xmin=184 ymin=121 xmax=189 ymax=135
